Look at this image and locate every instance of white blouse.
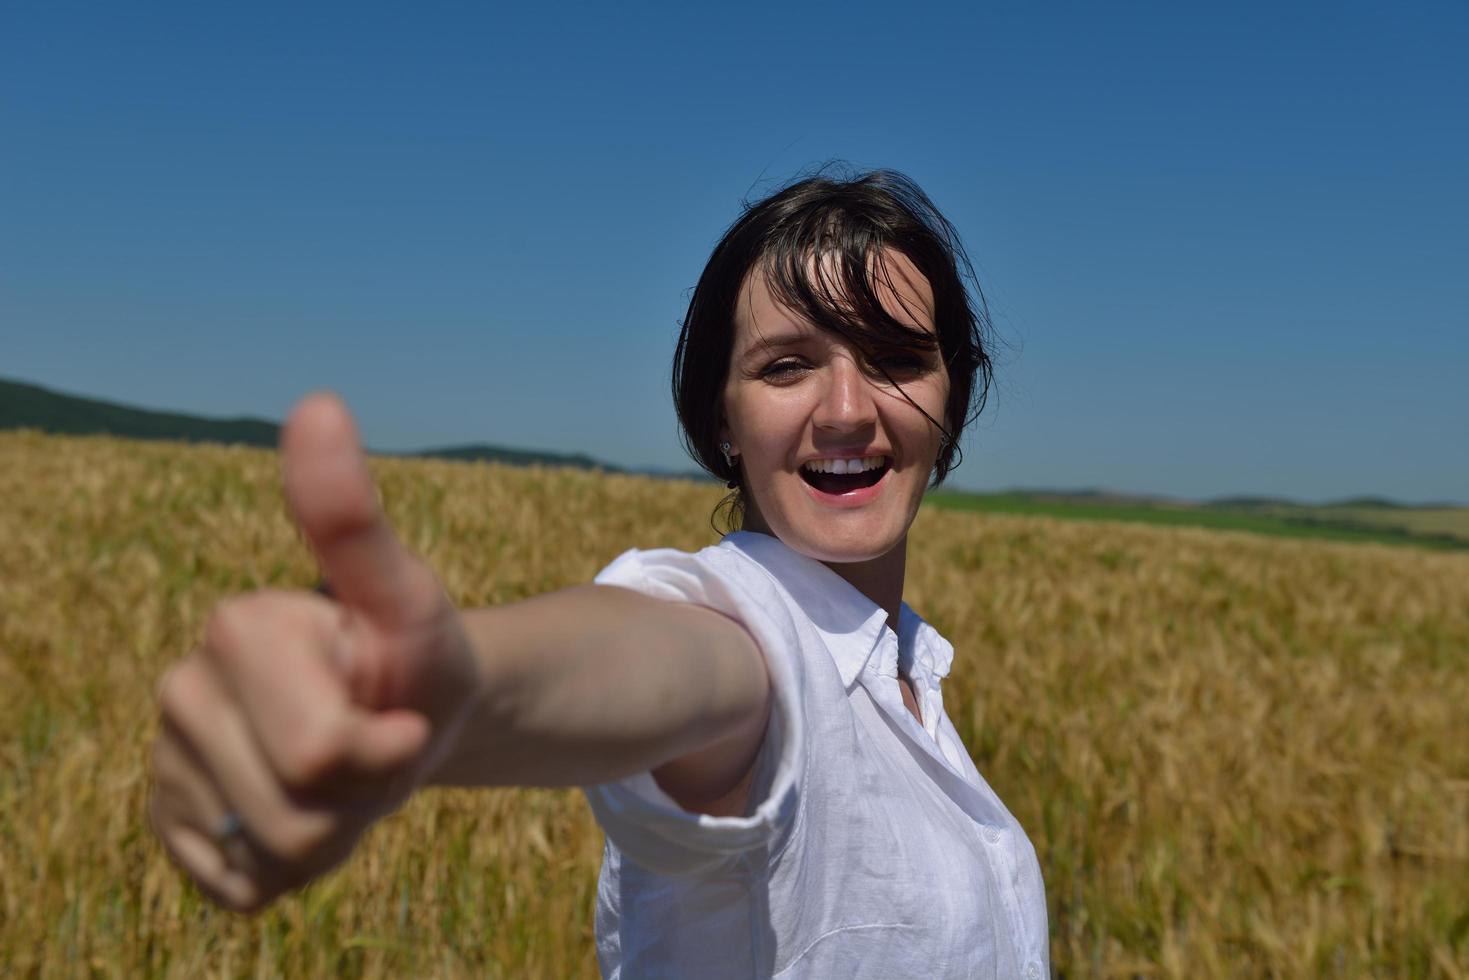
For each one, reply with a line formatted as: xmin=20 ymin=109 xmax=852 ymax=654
xmin=583 ymin=531 xmax=1049 ymax=979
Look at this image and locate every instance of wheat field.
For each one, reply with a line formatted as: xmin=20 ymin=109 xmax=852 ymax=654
xmin=2 ymin=430 xmax=1466 ymax=978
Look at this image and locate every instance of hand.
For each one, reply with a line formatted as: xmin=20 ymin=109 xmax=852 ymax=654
xmin=148 ymin=392 xmax=482 ymax=912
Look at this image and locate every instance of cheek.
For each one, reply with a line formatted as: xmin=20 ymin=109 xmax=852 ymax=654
xmin=923 ymin=380 xmax=952 ymax=440
xmin=728 ymin=391 xmax=802 ymax=453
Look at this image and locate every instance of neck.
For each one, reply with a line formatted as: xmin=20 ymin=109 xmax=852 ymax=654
xmin=819 ymin=539 xmax=907 ymax=635
xmin=739 ymin=510 xmax=907 ymax=633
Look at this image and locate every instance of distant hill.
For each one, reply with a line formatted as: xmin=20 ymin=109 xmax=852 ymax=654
xmin=408 ymin=443 xmax=615 ymax=471
xmin=1003 ymin=487 xmax=1183 ymax=508
xmin=0 ymin=377 xmax=619 ymax=472
xmin=0 ymin=377 xmax=281 ymax=447
xmin=1205 ymin=494 xmax=1304 ymax=510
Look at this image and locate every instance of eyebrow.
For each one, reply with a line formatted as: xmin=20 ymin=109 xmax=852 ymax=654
xmin=738 ymin=330 xmax=811 ymax=361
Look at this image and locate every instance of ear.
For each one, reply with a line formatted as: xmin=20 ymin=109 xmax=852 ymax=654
xmin=717 ymin=421 xmax=738 ymax=457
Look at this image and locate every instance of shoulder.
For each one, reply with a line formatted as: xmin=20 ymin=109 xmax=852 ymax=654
xmin=594 ymin=538 xmax=793 ymax=619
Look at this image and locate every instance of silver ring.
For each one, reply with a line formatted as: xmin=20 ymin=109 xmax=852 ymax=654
xmin=212 ymin=812 xmax=246 ymax=844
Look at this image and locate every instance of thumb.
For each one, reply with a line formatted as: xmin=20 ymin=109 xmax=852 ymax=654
xmin=282 ymin=391 xmax=434 ymax=629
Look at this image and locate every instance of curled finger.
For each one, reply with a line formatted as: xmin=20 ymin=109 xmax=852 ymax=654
xmin=159 ymin=649 xmax=352 ymax=885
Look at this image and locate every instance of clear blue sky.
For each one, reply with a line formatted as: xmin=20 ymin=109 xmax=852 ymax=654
xmin=4 ymin=2 xmax=1465 ymax=502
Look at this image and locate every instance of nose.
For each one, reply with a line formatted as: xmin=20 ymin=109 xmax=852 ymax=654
xmin=812 ymin=355 xmax=878 ymax=433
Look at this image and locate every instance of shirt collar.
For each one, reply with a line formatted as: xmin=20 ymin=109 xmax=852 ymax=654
xmin=720 ymin=531 xmax=949 ymax=689
xmin=897 ymin=604 xmax=955 ymax=686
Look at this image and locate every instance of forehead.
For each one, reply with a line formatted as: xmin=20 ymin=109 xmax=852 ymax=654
xmin=733 ymin=247 xmax=936 ymax=350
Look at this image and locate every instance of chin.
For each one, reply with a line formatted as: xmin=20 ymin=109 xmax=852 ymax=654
xmin=744 ymin=477 xmax=922 ymax=566
xmin=775 ymin=520 xmax=908 ymax=566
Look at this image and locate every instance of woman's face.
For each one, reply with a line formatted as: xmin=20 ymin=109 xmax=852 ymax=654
xmin=721 ymin=250 xmax=951 ymax=565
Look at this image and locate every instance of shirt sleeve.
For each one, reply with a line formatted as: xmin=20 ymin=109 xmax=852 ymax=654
xmin=580 ymin=546 xmax=805 ymax=876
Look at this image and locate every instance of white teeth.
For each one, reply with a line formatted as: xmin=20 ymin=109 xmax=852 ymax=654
xmin=802 ymin=455 xmax=887 ymax=475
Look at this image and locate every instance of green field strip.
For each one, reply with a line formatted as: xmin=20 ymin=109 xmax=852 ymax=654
xmin=924 ymin=492 xmax=1469 ymax=552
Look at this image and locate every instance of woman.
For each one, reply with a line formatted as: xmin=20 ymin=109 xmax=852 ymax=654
xmin=149 ymin=170 xmax=1050 ymax=978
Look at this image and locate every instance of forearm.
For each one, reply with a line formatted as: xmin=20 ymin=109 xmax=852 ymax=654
xmin=425 ymin=584 xmax=769 ymax=790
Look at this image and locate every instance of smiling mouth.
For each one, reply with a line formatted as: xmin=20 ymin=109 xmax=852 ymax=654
xmin=799 ymin=460 xmax=891 ymax=495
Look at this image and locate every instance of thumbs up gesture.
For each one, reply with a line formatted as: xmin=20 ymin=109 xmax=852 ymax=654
xmin=149 ymin=392 xmax=482 ymax=912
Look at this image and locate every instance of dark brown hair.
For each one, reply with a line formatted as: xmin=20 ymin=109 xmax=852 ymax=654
xmin=672 ymin=167 xmax=995 ymax=530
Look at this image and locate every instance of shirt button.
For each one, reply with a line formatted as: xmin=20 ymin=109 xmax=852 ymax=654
xmin=1025 ymin=961 xmax=1043 ymax=979
xmin=983 ymin=825 xmax=1002 ymax=844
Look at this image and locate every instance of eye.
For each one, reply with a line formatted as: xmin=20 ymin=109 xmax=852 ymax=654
xmin=866 ymin=352 xmax=929 ymax=379
xmin=760 ymin=358 xmax=809 ymax=382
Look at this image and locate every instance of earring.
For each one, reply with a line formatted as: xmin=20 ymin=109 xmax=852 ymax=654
xmin=719 ymin=441 xmax=739 ymax=489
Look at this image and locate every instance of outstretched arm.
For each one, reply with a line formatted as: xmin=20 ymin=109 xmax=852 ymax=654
xmin=435 ymin=585 xmax=771 ymax=813
xmin=148 ymin=392 xmax=770 ymax=913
